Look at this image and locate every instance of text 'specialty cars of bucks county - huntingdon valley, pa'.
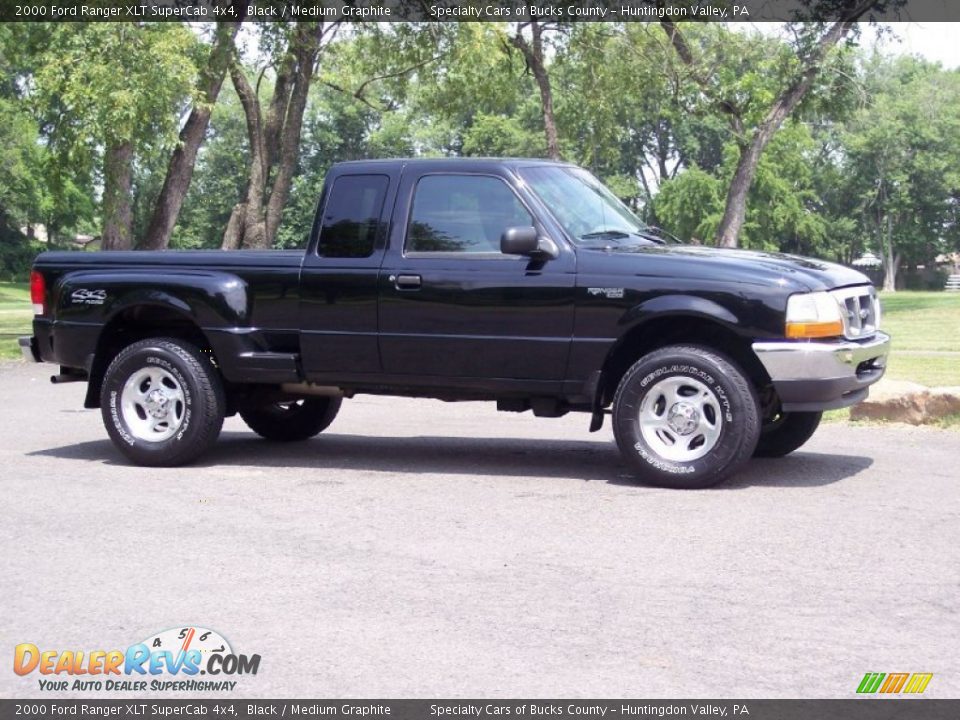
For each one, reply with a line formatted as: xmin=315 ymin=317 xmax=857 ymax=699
xmin=20 ymin=158 xmax=890 ymax=489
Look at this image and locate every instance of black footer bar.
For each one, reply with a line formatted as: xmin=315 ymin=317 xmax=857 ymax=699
xmin=2 ymin=700 xmax=958 ymax=720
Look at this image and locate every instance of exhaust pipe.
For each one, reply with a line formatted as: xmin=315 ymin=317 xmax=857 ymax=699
xmin=50 ymin=367 xmax=87 ymax=384
xmin=50 ymin=372 xmax=85 ymax=384
xmin=280 ymin=382 xmax=344 ymax=398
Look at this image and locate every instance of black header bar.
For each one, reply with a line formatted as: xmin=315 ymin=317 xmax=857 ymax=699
xmin=3 ymin=0 xmax=959 ymax=23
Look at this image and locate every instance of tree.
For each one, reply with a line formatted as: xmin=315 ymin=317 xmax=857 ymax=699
xmin=387 ymin=24 xmax=538 ymax=156
xmin=0 ymin=24 xmax=96 ymax=247
xmin=0 ymin=98 xmax=48 ymax=231
xmin=651 ymin=165 xmax=724 ymax=243
xmin=0 ymin=28 xmax=50 ymax=234
xmin=169 ymin=83 xmax=250 ymax=250
xmin=553 ymin=24 xmax=727 ymax=211
xmin=652 ymin=122 xmax=832 ymax=252
xmin=842 ymin=56 xmax=960 ymax=290
xmin=273 ymin=26 xmax=441 ymax=248
xmin=222 ymin=22 xmax=337 ymax=250
xmin=142 ymin=13 xmax=246 ymax=251
xmin=508 ymin=21 xmax=563 ymax=160
xmin=36 ymin=23 xmax=198 ymax=250
xmin=661 ymin=2 xmax=889 ymax=247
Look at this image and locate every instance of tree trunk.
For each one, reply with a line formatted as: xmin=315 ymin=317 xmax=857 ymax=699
xmin=101 ymin=140 xmax=134 ymax=251
xmin=221 ymin=60 xmax=268 ymax=249
xmin=221 ymin=203 xmax=244 ymax=251
xmin=882 ymin=214 xmax=899 ymax=292
xmin=512 ymin=22 xmax=560 ymax=161
xmin=222 ymin=22 xmax=327 ymax=250
xmin=716 ymin=128 xmax=774 ymax=248
xmin=265 ymin=27 xmax=319 ymax=242
xmin=141 ymin=18 xmax=244 ymax=251
xmin=883 ymin=254 xmax=899 ymax=292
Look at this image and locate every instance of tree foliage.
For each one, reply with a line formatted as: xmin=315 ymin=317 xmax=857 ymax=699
xmin=0 ymin=18 xmax=958 ymax=294
xmin=34 ymin=23 xmax=199 ymax=249
xmin=841 ymin=55 xmax=960 ymax=290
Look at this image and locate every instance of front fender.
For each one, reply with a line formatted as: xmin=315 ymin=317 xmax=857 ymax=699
xmin=619 ymin=294 xmax=740 ymax=330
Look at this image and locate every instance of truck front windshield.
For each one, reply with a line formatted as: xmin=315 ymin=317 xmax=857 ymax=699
xmin=518 ymin=165 xmax=649 ymax=246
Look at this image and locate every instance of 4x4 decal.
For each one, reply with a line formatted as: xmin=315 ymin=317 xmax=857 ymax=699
xmin=70 ymin=288 xmax=107 ymax=305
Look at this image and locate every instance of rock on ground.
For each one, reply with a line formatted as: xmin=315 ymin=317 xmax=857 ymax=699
xmin=851 ymin=378 xmax=960 ymax=424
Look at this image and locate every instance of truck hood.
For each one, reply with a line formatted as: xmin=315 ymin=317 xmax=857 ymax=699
xmin=577 ymin=244 xmax=871 ymax=292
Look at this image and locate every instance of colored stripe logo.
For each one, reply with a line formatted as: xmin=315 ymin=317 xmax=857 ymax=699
xmin=857 ymin=672 xmax=933 ymax=694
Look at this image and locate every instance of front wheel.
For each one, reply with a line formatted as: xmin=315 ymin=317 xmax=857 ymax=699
xmin=754 ymin=411 xmax=822 ymax=458
xmin=612 ymin=345 xmax=760 ymax=489
xmin=100 ymin=338 xmax=225 ymax=466
xmin=239 ymin=397 xmax=342 ymax=441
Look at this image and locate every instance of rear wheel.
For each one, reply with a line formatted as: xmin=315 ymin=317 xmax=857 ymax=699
xmin=239 ymin=397 xmax=341 ymax=441
xmin=612 ymin=345 xmax=760 ymax=489
xmin=100 ymin=338 xmax=225 ymax=466
xmin=754 ymin=411 xmax=822 ymax=458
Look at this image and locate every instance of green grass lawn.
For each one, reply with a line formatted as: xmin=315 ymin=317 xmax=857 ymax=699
xmin=0 ymin=282 xmax=30 ymax=360
xmin=878 ymin=291 xmax=960 ymax=353
xmin=878 ymin=291 xmax=960 ymax=386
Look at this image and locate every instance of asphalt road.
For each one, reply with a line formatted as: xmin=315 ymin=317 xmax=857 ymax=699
xmin=1 ymin=361 xmax=957 ymax=699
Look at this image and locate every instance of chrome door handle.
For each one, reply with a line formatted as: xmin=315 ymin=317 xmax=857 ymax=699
xmin=394 ymin=274 xmax=422 ymax=290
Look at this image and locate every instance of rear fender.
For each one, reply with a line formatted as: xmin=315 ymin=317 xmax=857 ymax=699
xmin=53 ymin=271 xmax=249 ymax=409
xmin=54 ymin=270 xmax=249 ymax=327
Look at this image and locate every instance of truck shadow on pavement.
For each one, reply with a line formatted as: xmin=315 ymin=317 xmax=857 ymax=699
xmin=30 ymin=432 xmax=873 ymax=489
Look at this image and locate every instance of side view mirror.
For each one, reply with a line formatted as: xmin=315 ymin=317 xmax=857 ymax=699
xmin=500 ymin=226 xmax=559 ymax=259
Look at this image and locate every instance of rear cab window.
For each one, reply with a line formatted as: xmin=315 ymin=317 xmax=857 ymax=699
xmin=317 ymin=174 xmax=390 ymax=258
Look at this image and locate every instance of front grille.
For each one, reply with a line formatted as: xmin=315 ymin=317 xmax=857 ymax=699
xmin=831 ymin=286 xmax=879 ymax=339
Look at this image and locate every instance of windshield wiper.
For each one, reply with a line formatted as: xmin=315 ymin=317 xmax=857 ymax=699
xmin=581 ymin=230 xmax=664 ymax=249
xmin=580 ymin=230 xmax=631 ymax=240
xmin=641 ymin=226 xmax=683 ymax=245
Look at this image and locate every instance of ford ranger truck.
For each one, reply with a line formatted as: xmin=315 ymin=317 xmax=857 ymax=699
xmin=20 ymin=159 xmax=890 ymax=488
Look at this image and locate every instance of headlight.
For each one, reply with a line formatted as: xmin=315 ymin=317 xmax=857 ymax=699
xmin=785 ymin=291 xmax=844 ymax=339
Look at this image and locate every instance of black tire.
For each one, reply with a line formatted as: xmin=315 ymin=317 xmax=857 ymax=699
xmin=754 ymin=411 xmax=822 ymax=458
xmin=100 ymin=338 xmax=225 ymax=467
xmin=239 ymin=397 xmax=342 ymax=441
xmin=612 ymin=345 xmax=760 ymax=489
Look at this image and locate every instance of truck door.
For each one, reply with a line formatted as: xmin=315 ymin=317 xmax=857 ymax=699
xmin=378 ymin=169 xmax=576 ymax=382
xmin=299 ymin=171 xmax=395 ymax=379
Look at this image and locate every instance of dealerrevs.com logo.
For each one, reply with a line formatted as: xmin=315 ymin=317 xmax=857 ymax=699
xmin=14 ymin=626 xmax=260 ymax=692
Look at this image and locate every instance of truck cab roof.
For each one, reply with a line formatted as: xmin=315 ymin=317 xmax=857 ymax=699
xmin=330 ymin=157 xmax=578 ymax=173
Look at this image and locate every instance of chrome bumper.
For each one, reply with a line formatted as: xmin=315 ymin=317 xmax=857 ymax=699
xmin=19 ymin=336 xmax=41 ymax=363
xmin=752 ymin=332 xmax=891 ymax=411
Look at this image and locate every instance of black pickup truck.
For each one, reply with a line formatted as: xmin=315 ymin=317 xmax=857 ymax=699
xmin=21 ymin=158 xmax=890 ymax=488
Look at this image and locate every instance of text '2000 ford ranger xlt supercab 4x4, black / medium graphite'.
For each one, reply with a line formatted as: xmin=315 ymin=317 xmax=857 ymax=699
xmin=21 ymin=159 xmax=890 ymax=488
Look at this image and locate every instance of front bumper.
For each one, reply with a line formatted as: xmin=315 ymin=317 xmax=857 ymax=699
xmin=18 ymin=336 xmax=40 ymax=363
xmin=752 ymin=331 xmax=891 ymax=412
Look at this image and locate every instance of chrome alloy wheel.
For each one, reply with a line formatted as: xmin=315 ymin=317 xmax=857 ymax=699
xmin=120 ymin=366 xmax=186 ymax=442
xmin=638 ymin=376 xmax=723 ymax=462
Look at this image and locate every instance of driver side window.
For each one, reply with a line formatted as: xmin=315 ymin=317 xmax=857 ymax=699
xmin=406 ymin=175 xmax=533 ymax=254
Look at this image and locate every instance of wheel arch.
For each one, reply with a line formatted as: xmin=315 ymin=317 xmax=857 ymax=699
xmin=84 ymin=303 xmax=214 ymax=409
xmin=596 ymin=312 xmax=771 ymax=409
